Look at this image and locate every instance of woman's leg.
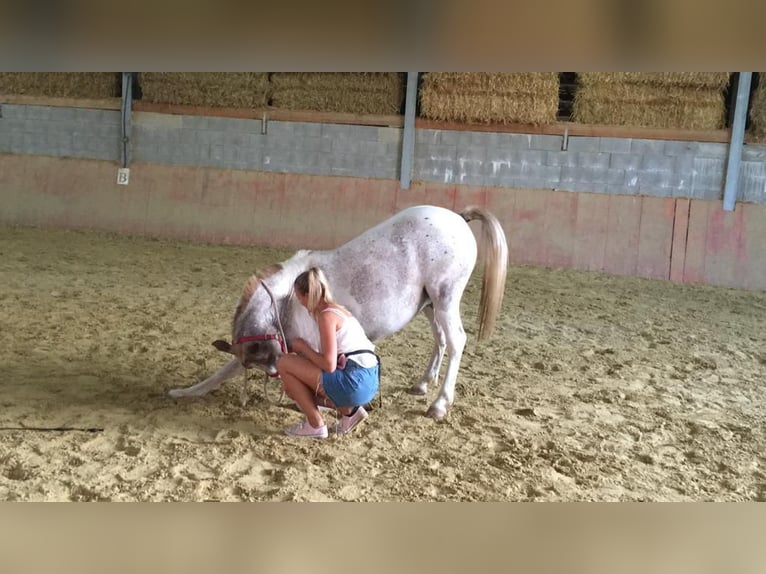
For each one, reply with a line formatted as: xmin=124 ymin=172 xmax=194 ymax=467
xmin=277 ymin=354 xmax=325 ymax=428
xmin=336 ymin=365 xmax=380 ymax=417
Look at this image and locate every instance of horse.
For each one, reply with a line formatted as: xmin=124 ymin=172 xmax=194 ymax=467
xmin=168 ymin=204 xmax=508 ymax=419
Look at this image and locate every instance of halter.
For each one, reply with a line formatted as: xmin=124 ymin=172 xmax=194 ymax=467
xmin=234 ymin=280 xmax=288 ymax=378
xmin=235 ymin=333 xmax=287 ymax=354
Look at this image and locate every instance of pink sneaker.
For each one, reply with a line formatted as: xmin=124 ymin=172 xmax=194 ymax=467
xmin=285 ymin=420 xmax=328 ymax=439
xmin=337 ymin=406 xmax=368 ymax=435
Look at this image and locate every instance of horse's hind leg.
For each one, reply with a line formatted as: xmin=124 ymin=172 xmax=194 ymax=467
xmin=410 ymin=304 xmax=446 ymax=396
xmin=426 ymin=302 xmax=467 ymax=419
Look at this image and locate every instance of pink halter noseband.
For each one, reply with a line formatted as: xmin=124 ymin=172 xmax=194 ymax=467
xmin=234 ymin=333 xmax=288 ymax=355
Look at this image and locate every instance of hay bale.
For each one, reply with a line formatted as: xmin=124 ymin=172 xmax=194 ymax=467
xmin=578 ymin=72 xmax=730 ymax=89
xmin=0 ymin=73 xmax=120 ymax=98
xmin=572 ymin=73 xmax=729 ymax=130
xmin=422 ymin=72 xmax=558 ymax=95
xmin=271 ymin=89 xmax=402 ymax=115
xmin=139 ymin=73 xmax=270 ymax=108
xmin=574 ymin=83 xmax=727 ymax=103
xmin=271 ymin=72 xmax=401 ymax=92
xmin=574 ymin=89 xmax=725 ymax=130
xmin=270 ymin=73 xmax=404 ymax=115
xmin=420 ymin=92 xmax=559 ymax=125
xmin=750 ymin=74 xmax=766 ymax=136
xmin=419 ymin=73 xmax=559 ymax=125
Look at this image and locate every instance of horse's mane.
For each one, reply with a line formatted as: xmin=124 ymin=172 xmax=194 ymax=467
xmin=232 ymin=264 xmax=283 ymax=326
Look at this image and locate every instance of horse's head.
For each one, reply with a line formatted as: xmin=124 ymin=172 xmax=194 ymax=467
xmin=214 ymin=271 xmax=287 ymax=377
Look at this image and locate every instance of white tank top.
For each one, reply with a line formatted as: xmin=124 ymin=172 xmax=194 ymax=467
xmin=320 ymin=307 xmax=378 ymax=368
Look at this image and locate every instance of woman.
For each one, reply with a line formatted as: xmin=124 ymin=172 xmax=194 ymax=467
xmin=277 ymin=267 xmax=380 ymax=438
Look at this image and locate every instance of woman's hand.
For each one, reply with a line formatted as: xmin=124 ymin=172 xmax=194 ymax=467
xmin=289 ymin=337 xmax=309 ymax=355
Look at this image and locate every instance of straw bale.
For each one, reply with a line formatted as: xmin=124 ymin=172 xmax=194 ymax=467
xmin=270 ymin=73 xmax=404 ymax=115
xmin=422 ymin=72 xmax=558 ymax=96
xmin=139 ymin=73 xmax=270 ymax=108
xmin=578 ymin=72 xmax=731 ymax=89
xmin=419 ymin=73 xmax=559 ymax=125
xmin=576 ymin=83 xmax=726 ymax=104
xmin=0 ymin=73 xmax=120 ymax=98
xmin=421 ymin=91 xmax=559 ymax=125
xmin=572 ymin=84 xmax=726 ymax=130
xmin=749 ymin=74 xmax=766 ymax=135
xmin=271 ymin=89 xmax=402 ymax=115
xmin=271 ymin=72 xmax=401 ymax=92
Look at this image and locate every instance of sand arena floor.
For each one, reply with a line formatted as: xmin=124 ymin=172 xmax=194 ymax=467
xmin=1 ymin=225 xmax=765 ymax=501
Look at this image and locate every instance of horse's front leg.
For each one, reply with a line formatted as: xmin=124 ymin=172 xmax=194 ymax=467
xmin=410 ymin=304 xmax=446 ymax=396
xmin=426 ymin=305 xmax=467 ymax=419
xmin=168 ymin=359 xmax=244 ymax=398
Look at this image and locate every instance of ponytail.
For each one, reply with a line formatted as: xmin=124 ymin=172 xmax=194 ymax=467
xmin=294 ymin=267 xmax=335 ymax=316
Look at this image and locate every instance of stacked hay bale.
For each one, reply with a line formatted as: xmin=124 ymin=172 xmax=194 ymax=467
xmin=0 ymin=73 xmax=120 ymax=98
xmin=419 ymin=73 xmax=560 ymax=125
xmin=572 ymin=73 xmax=731 ymax=130
xmin=749 ymin=73 xmax=766 ymax=137
xmin=138 ymin=73 xmax=270 ymax=108
xmin=270 ymin=73 xmax=405 ymax=115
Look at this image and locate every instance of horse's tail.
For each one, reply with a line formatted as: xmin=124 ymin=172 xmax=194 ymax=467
xmin=460 ymin=206 xmax=509 ymax=340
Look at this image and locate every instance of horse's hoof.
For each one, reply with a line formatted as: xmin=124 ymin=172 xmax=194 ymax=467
xmin=425 ymin=404 xmax=447 ymax=419
xmin=409 ymin=382 xmax=428 ymax=395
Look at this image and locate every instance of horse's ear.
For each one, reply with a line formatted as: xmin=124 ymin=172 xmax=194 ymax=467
xmin=212 ymin=339 xmax=233 ymax=354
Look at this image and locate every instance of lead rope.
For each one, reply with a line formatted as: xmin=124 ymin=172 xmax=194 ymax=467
xmin=240 ymin=369 xmax=250 ymax=407
xmin=260 ymin=281 xmax=288 ymax=354
xmin=259 ymin=280 xmax=287 ymax=405
xmin=239 ymin=370 xmax=270 ymax=407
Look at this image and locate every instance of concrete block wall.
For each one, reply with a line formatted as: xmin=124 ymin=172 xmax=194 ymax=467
xmin=418 ymin=130 xmax=766 ymax=204
xmin=0 ymin=104 xmax=121 ymax=161
xmin=132 ymin=111 xmax=402 ymax=180
xmin=2 ymin=103 xmax=766 ymax=205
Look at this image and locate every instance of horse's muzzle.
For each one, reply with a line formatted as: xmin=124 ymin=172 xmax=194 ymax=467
xmin=243 ymin=360 xmax=279 ymax=378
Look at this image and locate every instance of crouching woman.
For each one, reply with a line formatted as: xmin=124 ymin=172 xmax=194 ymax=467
xmin=277 ymin=267 xmax=379 ymax=439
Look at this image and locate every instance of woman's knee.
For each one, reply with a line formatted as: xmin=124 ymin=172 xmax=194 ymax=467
xmin=276 ymin=354 xmax=292 ymax=374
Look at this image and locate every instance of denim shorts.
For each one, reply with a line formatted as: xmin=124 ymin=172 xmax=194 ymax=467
xmin=321 ymin=361 xmax=379 ymax=408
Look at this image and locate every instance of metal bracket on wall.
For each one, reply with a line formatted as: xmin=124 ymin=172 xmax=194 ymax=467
xmin=262 ymin=112 xmax=268 ymax=135
xmin=723 ymin=72 xmax=753 ymax=212
xmin=400 ymin=72 xmax=419 ymax=190
xmin=119 ymin=72 xmax=133 ymax=170
xmin=561 ymin=127 xmax=569 ymax=151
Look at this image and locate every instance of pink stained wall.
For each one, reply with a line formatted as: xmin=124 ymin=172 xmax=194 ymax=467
xmin=2 ymin=154 xmax=765 ymax=291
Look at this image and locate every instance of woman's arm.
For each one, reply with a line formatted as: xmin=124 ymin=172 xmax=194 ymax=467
xmin=291 ymin=312 xmax=339 ymax=372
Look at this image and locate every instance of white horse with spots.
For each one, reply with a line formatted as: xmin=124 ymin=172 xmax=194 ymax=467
xmin=169 ymin=204 xmax=508 ymax=419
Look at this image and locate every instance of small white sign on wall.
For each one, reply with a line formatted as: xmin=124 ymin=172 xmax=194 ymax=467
xmin=117 ymin=168 xmax=130 ymax=185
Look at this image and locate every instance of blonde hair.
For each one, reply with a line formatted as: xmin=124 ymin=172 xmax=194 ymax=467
xmin=293 ymin=267 xmax=337 ymax=317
